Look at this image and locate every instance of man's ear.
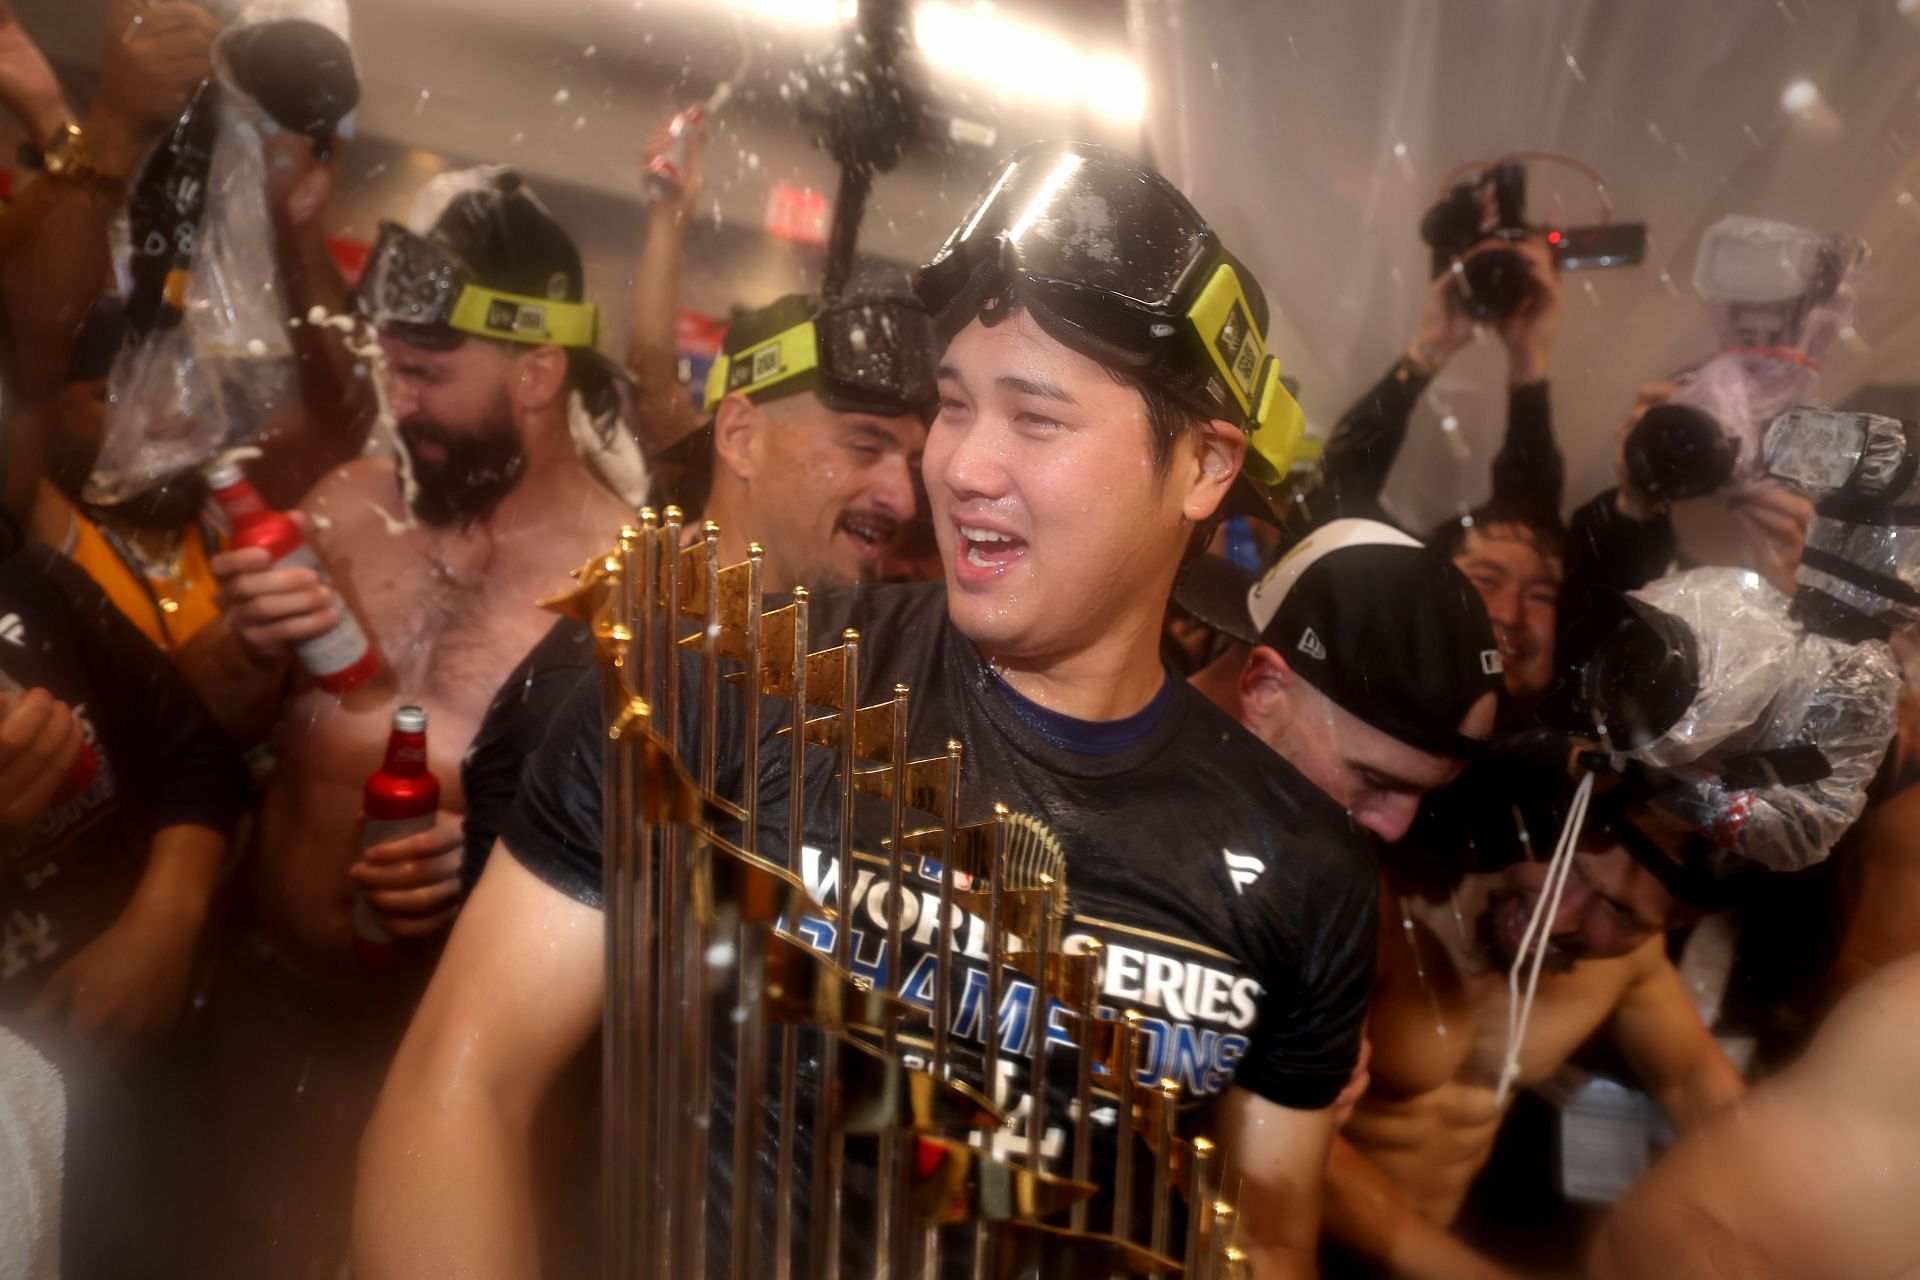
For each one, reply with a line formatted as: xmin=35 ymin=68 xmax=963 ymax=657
xmin=512 ymin=345 xmax=570 ymax=412
xmin=1237 ymin=644 xmax=1293 ymax=718
xmin=1184 ymin=419 xmax=1247 ymax=523
xmin=712 ymin=392 xmax=762 ymax=483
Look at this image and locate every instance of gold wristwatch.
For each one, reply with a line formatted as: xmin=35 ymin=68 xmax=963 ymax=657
xmin=19 ymin=122 xmax=123 ymax=199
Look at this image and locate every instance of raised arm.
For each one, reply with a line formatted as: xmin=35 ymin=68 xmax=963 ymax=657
xmin=354 ymin=845 xmax=604 ymax=1280
xmin=628 ymin=111 xmax=706 ymax=462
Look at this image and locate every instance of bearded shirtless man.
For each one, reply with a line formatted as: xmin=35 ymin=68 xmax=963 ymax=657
xmin=213 ymin=172 xmax=630 ymax=964
xmin=1323 ymin=752 xmax=1746 ymax=1280
xmin=203 ymin=171 xmax=630 ymax=1276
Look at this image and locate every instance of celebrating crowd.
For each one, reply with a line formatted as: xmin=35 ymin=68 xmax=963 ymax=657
xmin=3 ymin=4 xmax=1920 ymax=1280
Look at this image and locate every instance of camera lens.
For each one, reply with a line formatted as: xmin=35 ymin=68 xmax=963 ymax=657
xmin=1543 ymin=591 xmax=1700 ymax=750
xmin=1454 ymin=247 xmax=1537 ymax=321
xmin=1623 ymin=402 xmax=1739 ymax=502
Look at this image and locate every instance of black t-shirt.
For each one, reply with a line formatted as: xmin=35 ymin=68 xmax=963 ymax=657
xmin=504 ymin=581 xmax=1377 ymax=1268
xmin=0 ymin=544 xmax=248 ymax=1005
xmin=460 ymin=616 xmax=595 ymax=891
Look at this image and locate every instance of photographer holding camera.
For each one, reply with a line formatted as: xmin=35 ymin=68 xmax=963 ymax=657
xmin=1568 ymin=378 xmax=1816 ymax=605
xmin=1299 ymin=235 xmax=1567 ymax=723
xmin=1316 ymin=231 xmax=1565 ymax=531
xmin=1565 ymin=216 xmax=1862 ymax=610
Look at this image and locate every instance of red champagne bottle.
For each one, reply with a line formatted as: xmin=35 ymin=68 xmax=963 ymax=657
xmin=204 ymin=460 xmax=378 ymax=693
xmin=643 ymin=102 xmax=705 ymax=200
xmin=356 ymin=704 xmax=440 ymax=967
xmin=0 ymin=670 xmax=99 ymax=807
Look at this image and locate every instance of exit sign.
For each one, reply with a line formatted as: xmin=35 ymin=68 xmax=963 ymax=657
xmin=765 ymin=185 xmax=829 ymax=245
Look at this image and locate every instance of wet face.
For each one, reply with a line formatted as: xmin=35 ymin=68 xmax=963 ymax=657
xmin=1452 ymin=523 xmax=1561 ymax=703
xmin=926 ymin=310 xmax=1206 ymax=658
xmin=379 ymin=333 xmax=529 ymax=528
xmin=1240 ymin=649 xmax=1498 ymax=842
xmin=1486 ymin=842 xmax=1681 ymax=969
xmin=746 ymin=394 xmax=926 ymax=588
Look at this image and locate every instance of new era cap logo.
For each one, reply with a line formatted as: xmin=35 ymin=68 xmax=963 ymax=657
xmin=1297 ymin=628 xmax=1326 ymax=662
xmin=1481 ymin=649 xmax=1504 ymax=675
xmin=1222 ymin=848 xmax=1265 ymax=895
xmin=0 ymin=613 xmax=22 ymax=647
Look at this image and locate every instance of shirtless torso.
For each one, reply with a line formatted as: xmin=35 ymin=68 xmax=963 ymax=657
xmin=250 ymin=455 xmax=629 ymax=964
xmin=1594 ymin=952 xmax=1920 ymax=1280
xmin=1347 ymin=882 xmax=1656 ymax=1226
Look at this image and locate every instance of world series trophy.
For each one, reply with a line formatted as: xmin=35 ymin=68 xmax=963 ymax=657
xmin=546 ymin=510 xmax=1252 ymax=1280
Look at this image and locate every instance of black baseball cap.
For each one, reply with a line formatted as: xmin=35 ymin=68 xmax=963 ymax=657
xmin=1177 ymin=518 xmax=1505 ymax=758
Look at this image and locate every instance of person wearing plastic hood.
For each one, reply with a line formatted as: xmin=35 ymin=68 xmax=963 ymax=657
xmin=1313 ymin=732 xmax=1744 ymax=1280
xmin=360 ymin=141 xmax=1373 ymax=1279
xmin=1566 ymin=215 xmax=1862 ymax=606
xmin=1551 ymin=400 xmax=1913 ymax=890
xmin=1178 ymin=519 xmax=1504 ymax=844
xmin=202 ymin=170 xmax=634 ymax=1272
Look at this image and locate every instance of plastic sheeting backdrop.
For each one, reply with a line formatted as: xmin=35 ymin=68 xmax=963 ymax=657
xmin=1132 ymin=0 xmax=1920 ymax=534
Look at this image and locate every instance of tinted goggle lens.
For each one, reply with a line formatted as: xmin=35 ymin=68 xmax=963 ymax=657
xmin=360 ymin=221 xmax=467 ymax=329
xmin=924 ymin=148 xmax=1209 ymax=315
xmin=817 ymin=298 xmax=936 ymax=412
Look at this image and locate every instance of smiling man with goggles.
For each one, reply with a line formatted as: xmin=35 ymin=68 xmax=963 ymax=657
xmin=913 ymin=140 xmax=1315 ymax=490
xmin=358 ymin=217 xmax=602 ymax=352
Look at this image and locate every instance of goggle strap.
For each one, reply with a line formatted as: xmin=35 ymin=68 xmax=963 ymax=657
xmin=705 ymin=320 xmax=822 ymax=408
xmin=448 ymin=285 xmax=601 ymax=349
xmin=1185 ymin=263 xmax=1266 ymax=419
xmin=1244 ymin=354 xmax=1313 ymax=484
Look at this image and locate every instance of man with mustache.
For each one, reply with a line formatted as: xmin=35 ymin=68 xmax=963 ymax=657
xmin=458 ymin=290 xmax=934 ymax=889
xmin=203 ymin=170 xmax=631 ymax=1274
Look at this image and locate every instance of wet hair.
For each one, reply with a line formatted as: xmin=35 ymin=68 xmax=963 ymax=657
xmin=565 ymin=349 xmax=624 ymax=446
xmin=1429 ymin=499 xmax=1566 ymax=565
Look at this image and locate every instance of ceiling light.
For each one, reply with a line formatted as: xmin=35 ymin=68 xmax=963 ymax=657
xmin=914 ymin=2 xmax=1145 ymax=126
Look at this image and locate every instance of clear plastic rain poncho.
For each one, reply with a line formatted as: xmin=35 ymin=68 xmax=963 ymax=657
xmin=85 ymin=0 xmax=355 ymax=503
xmin=1618 ymin=566 xmax=1900 ymax=873
xmin=1657 ymin=215 xmax=1869 ymax=495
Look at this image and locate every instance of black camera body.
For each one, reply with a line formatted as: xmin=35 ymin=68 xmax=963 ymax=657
xmin=1421 ymin=161 xmax=1646 ymax=321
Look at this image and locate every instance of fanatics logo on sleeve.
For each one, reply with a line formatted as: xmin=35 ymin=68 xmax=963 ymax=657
xmin=1222 ymin=848 xmax=1265 ymax=894
xmin=1297 ymin=628 xmax=1326 ymax=662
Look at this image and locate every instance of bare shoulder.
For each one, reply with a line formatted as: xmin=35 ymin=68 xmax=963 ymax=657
xmin=298 ymin=457 xmax=400 ymax=518
xmin=1803 ymin=952 xmax=1920 ymax=1086
xmin=297 ymin=457 xmax=406 ymax=545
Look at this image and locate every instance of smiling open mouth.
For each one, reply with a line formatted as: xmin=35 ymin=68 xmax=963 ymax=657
xmin=837 ymin=511 xmax=899 ymax=555
xmin=958 ymin=524 xmax=1028 ymax=569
